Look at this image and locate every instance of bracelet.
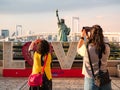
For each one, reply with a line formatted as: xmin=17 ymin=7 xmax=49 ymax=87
xmin=80 ymin=37 xmax=84 ymax=40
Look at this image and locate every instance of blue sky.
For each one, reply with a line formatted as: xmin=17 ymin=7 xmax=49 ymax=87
xmin=0 ymin=0 xmax=120 ymax=35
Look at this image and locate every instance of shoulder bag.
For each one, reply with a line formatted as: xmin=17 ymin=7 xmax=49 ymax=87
xmin=87 ymin=47 xmax=111 ymax=87
xmin=28 ymin=54 xmax=48 ymax=87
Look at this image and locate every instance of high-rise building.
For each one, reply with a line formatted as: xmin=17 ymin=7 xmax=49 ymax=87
xmin=1 ymin=29 xmax=9 ymax=38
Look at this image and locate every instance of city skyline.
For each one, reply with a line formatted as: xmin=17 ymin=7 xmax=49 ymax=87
xmin=0 ymin=0 xmax=120 ymax=36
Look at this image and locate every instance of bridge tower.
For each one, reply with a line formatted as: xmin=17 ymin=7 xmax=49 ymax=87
xmin=16 ymin=25 xmax=22 ymax=36
xmin=72 ymin=17 xmax=80 ymax=33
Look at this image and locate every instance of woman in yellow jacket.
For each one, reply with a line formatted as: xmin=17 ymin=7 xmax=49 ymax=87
xmin=29 ymin=39 xmax=52 ymax=90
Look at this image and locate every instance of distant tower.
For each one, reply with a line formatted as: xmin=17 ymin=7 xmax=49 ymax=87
xmin=16 ymin=25 xmax=22 ymax=36
xmin=1 ymin=29 xmax=9 ymax=38
xmin=72 ymin=17 xmax=80 ymax=33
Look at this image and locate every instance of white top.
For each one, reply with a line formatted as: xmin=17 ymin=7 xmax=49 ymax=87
xmin=77 ymin=43 xmax=110 ymax=78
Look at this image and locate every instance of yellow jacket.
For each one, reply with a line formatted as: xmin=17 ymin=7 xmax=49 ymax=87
xmin=32 ymin=52 xmax=52 ymax=80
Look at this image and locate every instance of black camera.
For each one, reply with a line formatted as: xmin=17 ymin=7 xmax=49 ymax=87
xmin=82 ymin=26 xmax=91 ymax=33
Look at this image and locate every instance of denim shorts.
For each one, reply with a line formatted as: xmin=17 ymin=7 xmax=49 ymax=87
xmin=84 ymin=76 xmax=112 ymax=90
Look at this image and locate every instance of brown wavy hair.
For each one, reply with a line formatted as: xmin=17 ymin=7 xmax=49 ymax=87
xmin=36 ymin=39 xmax=50 ymax=56
xmin=88 ymin=25 xmax=105 ymax=58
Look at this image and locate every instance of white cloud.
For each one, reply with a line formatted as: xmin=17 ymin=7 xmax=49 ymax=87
xmin=0 ymin=0 xmax=120 ymax=14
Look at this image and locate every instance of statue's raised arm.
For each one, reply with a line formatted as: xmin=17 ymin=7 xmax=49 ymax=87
xmin=56 ymin=9 xmax=61 ymax=24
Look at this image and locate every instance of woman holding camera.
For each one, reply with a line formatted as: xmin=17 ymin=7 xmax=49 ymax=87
xmin=77 ymin=25 xmax=112 ymax=90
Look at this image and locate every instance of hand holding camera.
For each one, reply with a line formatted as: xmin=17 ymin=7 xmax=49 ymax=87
xmin=81 ymin=26 xmax=91 ymax=38
xmin=82 ymin=27 xmax=91 ymax=33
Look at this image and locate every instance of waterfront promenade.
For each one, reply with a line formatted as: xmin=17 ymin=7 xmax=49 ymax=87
xmin=0 ymin=77 xmax=120 ymax=90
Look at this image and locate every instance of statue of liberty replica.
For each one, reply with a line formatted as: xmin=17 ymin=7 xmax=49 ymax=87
xmin=56 ymin=10 xmax=71 ymax=42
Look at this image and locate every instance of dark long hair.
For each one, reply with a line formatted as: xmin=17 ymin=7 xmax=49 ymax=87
xmin=88 ymin=25 xmax=105 ymax=58
xmin=36 ymin=39 xmax=50 ymax=56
